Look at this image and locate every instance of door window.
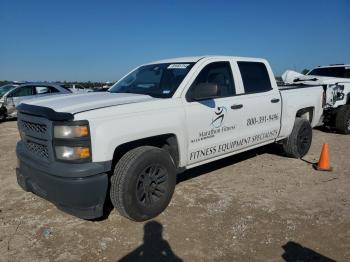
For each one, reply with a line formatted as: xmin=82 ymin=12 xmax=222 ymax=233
xmin=187 ymin=62 xmax=235 ymax=101
xmin=238 ymin=62 xmax=272 ymax=94
xmin=11 ymin=86 xmax=35 ymax=97
xmin=344 ymin=67 xmax=350 ymax=78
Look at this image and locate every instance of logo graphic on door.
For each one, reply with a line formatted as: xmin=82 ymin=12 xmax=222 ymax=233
xmin=211 ymin=106 xmax=227 ymax=128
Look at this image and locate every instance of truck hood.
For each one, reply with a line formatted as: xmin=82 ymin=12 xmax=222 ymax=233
xmin=23 ymin=92 xmax=156 ymax=114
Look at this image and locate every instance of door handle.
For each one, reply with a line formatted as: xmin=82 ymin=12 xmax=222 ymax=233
xmin=271 ymin=98 xmax=280 ymax=103
xmin=231 ymin=104 xmax=243 ymax=109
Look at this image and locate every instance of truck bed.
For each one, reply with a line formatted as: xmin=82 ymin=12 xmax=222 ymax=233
xmin=277 ymin=84 xmax=324 ymax=138
xmin=278 ymin=83 xmax=324 ymax=91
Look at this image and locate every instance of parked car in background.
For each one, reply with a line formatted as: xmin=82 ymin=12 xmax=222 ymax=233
xmin=0 ymin=82 xmax=71 ymax=120
xmin=0 ymin=84 xmax=20 ymax=121
xmin=282 ymin=64 xmax=350 ymax=134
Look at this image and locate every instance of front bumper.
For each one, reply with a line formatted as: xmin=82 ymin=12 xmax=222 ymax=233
xmin=16 ymin=151 xmax=110 ymax=219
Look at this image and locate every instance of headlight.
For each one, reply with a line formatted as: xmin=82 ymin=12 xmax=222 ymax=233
xmin=55 ymin=146 xmax=91 ymax=161
xmin=54 ymin=125 xmax=89 ymax=139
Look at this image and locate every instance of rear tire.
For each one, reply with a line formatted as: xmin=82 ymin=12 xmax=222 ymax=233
xmin=110 ymin=146 xmax=176 ymax=221
xmin=335 ymin=105 xmax=350 ymax=134
xmin=283 ymin=118 xmax=312 ymax=158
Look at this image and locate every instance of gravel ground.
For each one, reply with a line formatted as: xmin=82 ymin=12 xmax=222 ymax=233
xmin=0 ymin=120 xmax=349 ymax=262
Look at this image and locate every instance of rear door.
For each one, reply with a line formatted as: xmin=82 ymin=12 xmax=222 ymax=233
xmin=234 ymin=61 xmax=281 ymax=147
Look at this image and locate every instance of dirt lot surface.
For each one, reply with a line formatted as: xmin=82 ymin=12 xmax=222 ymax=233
xmin=0 ymin=120 xmax=349 ymax=262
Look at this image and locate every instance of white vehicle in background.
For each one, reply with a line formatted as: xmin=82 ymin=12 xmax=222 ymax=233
xmin=0 ymin=82 xmax=71 ymax=120
xmin=15 ymin=56 xmax=325 ymax=221
xmin=283 ymin=64 xmax=350 ymax=134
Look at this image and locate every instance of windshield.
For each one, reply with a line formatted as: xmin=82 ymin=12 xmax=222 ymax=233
xmin=308 ymin=67 xmax=350 ymax=78
xmin=109 ymin=63 xmax=195 ymax=98
xmin=0 ymin=85 xmax=16 ymax=98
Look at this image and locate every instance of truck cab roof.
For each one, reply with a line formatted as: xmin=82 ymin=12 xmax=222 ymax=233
xmin=148 ymin=55 xmax=268 ymax=65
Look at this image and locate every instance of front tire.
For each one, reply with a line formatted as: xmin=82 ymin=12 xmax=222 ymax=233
xmin=0 ymin=108 xmax=7 ymax=122
xmin=110 ymin=146 xmax=176 ymax=221
xmin=335 ymin=105 xmax=350 ymax=134
xmin=283 ymin=118 xmax=312 ymax=158
xmin=0 ymin=114 xmax=5 ymax=122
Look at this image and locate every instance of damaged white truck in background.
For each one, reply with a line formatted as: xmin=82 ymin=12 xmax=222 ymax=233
xmin=283 ymin=64 xmax=350 ymax=134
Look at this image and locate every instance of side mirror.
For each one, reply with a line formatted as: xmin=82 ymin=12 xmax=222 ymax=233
xmin=191 ymin=83 xmax=220 ymax=101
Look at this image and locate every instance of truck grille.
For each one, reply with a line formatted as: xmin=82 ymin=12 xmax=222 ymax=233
xmin=19 ymin=120 xmax=47 ymax=135
xmin=17 ymin=113 xmax=52 ymax=162
xmin=25 ymin=140 xmax=49 ymax=160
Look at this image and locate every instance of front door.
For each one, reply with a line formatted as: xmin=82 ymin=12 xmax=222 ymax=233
xmin=184 ymin=61 xmax=243 ymax=165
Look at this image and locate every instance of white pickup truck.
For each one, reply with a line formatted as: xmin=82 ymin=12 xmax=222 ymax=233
xmin=283 ymin=64 xmax=350 ymax=134
xmin=16 ymin=56 xmax=325 ymax=221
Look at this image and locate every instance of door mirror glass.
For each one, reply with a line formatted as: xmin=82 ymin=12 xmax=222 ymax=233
xmin=191 ymin=83 xmax=220 ymax=101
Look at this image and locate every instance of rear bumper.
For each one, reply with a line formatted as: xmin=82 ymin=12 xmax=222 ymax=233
xmin=16 ymin=155 xmax=109 ymax=220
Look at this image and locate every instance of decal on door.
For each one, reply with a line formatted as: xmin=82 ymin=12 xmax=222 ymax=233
xmin=211 ymin=106 xmax=226 ymax=128
xmin=190 ymin=106 xmax=236 ymax=144
xmin=190 ymin=129 xmax=279 ymax=161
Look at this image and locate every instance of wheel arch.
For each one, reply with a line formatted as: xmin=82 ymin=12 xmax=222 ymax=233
xmin=296 ymin=107 xmax=314 ymax=124
xmin=111 ymin=134 xmax=180 ymax=171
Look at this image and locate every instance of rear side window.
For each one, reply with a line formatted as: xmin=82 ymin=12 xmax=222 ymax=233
xmin=60 ymin=85 xmax=73 ymax=92
xmin=35 ymin=86 xmax=59 ymax=94
xmin=238 ymin=62 xmax=272 ymax=94
xmin=344 ymin=68 xmax=350 ymax=79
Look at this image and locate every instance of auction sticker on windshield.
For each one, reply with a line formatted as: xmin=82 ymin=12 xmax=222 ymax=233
xmin=167 ymin=64 xmax=190 ymax=69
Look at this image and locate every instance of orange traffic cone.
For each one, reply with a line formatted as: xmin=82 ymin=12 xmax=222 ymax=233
xmin=313 ymin=143 xmax=332 ymax=171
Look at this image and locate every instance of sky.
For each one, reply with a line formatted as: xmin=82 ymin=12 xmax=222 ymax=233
xmin=0 ymin=0 xmax=349 ymax=82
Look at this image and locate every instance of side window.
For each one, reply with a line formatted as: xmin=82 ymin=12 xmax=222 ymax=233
xmin=187 ymin=62 xmax=235 ymax=100
xmin=12 ymin=86 xmax=35 ymax=97
xmin=35 ymin=86 xmax=60 ymax=94
xmin=238 ymin=62 xmax=272 ymax=94
xmin=35 ymin=86 xmax=49 ymax=94
xmin=344 ymin=68 xmax=350 ymax=79
xmin=48 ymin=86 xmax=59 ymax=93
